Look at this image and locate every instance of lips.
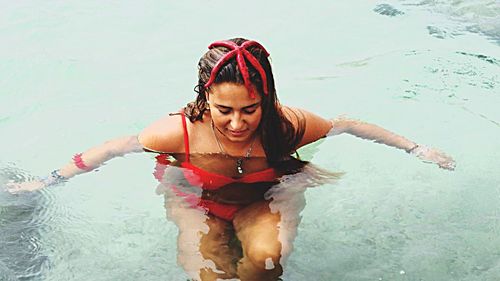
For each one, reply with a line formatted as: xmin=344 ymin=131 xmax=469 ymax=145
xmin=227 ymin=129 xmax=248 ymax=137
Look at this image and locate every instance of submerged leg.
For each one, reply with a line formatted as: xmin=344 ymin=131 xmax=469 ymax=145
xmin=164 ymin=191 xmax=240 ymax=280
xmin=233 ymin=200 xmax=286 ymax=281
xmin=198 ymin=215 xmax=241 ymax=280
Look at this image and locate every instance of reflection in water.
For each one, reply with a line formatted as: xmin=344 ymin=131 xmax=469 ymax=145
xmin=0 ymin=165 xmax=50 ymax=280
xmin=155 ymin=155 xmax=342 ymax=280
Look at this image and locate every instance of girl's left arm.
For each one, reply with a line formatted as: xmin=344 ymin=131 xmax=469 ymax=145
xmin=289 ymin=108 xmax=455 ymax=170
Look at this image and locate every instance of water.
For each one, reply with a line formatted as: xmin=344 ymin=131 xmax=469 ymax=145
xmin=1 ymin=0 xmax=499 ymax=280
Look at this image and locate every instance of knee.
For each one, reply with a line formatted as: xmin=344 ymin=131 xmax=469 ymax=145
xmin=245 ymin=240 xmax=282 ymax=271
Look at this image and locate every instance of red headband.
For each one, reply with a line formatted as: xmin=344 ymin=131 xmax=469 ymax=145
xmin=204 ymin=40 xmax=270 ymax=98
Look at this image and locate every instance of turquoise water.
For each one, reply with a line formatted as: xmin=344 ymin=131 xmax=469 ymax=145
xmin=1 ymin=0 xmax=499 ymax=280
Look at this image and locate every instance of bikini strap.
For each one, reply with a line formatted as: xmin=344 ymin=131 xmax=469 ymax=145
xmin=179 ymin=111 xmax=190 ymax=163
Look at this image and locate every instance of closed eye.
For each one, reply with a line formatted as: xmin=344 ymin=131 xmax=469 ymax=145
xmin=242 ymin=103 xmax=260 ymax=114
xmin=243 ymin=108 xmax=257 ymax=114
xmin=214 ymin=102 xmax=260 ymax=115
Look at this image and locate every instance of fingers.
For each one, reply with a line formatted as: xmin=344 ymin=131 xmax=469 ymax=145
xmin=413 ymin=147 xmax=456 ymax=171
xmin=434 ymin=152 xmax=456 ymax=171
xmin=4 ymin=181 xmax=44 ymax=194
xmin=5 ymin=181 xmax=22 ymax=194
xmin=438 ymin=158 xmax=456 ymax=171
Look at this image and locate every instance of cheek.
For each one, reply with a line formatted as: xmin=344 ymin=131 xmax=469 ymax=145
xmin=248 ymin=111 xmax=263 ymax=129
xmin=211 ymin=113 xmax=230 ymax=127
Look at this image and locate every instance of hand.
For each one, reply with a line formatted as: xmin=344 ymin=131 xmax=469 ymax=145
xmin=410 ymin=145 xmax=456 ymax=170
xmin=5 ymin=180 xmax=45 ymax=194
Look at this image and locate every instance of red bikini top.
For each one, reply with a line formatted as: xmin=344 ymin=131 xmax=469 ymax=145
xmin=178 ymin=112 xmax=277 ymax=190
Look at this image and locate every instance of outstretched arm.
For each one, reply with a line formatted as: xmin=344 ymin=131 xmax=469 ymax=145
xmin=329 ymin=116 xmax=455 ymax=170
xmin=7 ymin=113 xmax=186 ymax=193
xmin=284 ymin=107 xmax=455 ymax=171
xmin=328 ymin=117 xmax=417 ymax=151
xmin=58 ymin=135 xmax=144 ymax=178
xmin=7 ymin=135 xmax=144 ymax=193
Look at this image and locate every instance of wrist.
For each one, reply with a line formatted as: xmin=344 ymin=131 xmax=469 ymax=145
xmin=408 ymin=144 xmax=430 ymax=156
xmin=41 ymin=170 xmax=68 ymax=187
xmin=406 ymin=144 xmax=419 ymax=153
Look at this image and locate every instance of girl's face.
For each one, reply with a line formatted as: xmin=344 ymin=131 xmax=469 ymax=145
xmin=207 ymin=82 xmax=263 ymax=143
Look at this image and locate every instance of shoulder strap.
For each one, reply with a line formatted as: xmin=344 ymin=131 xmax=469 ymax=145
xmin=179 ymin=111 xmax=190 ymax=162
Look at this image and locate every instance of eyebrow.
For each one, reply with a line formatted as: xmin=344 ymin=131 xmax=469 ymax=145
xmin=214 ymin=102 xmax=260 ymax=110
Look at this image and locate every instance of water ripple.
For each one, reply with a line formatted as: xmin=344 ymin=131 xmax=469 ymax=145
xmin=398 ymin=49 xmax=499 ymax=101
xmin=456 ymin=51 xmax=500 ymax=66
xmin=427 ymin=25 xmax=454 ymax=39
xmin=402 ymin=0 xmax=500 ymax=45
xmin=0 ymin=165 xmax=55 ymax=280
xmin=374 ymin=4 xmax=405 ymax=17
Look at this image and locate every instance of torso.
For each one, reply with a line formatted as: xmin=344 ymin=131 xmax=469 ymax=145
xmin=157 ymin=152 xmax=306 ymax=206
xmin=168 ymin=153 xmax=278 ymax=204
xmin=185 ymin=112 xmax=268 ymax=159
xmin=143 ymin=107 xmax=324 ymax=219
xmin=139 ymin=106 xmax=333 ymax=160
xmin=156 ymin=112 xmax=279 ymax=206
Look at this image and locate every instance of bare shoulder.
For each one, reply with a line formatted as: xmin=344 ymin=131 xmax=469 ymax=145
xmin=281 ymin=106 xmax=333 ymax=148
xmin=138 ymin=113 xmax=186 ymax=153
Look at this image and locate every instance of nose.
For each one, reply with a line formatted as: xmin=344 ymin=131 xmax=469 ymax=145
xmin=229 ymin=112 xmax=244 ymax=130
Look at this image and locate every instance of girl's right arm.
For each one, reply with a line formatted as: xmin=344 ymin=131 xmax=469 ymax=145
xmin=6 ymin=113 xmax=185 ymax=193
xmin=7 ymin=135 xmax=144 ymax=193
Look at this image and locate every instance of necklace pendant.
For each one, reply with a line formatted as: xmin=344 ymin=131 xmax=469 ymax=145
xmin=236 ymin=158 xmax=243 ymax=174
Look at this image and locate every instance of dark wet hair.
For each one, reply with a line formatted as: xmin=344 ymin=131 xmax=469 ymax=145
xmin=184 ymin=38 xmax=305 ymax=163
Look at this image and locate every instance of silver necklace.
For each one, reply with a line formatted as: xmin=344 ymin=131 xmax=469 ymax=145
xmin=211 ymin=120 xmax=256 ymax=174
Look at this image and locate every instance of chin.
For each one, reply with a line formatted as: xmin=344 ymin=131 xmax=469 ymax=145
xmin=226 ymin=135 xmax=250 ymax=142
